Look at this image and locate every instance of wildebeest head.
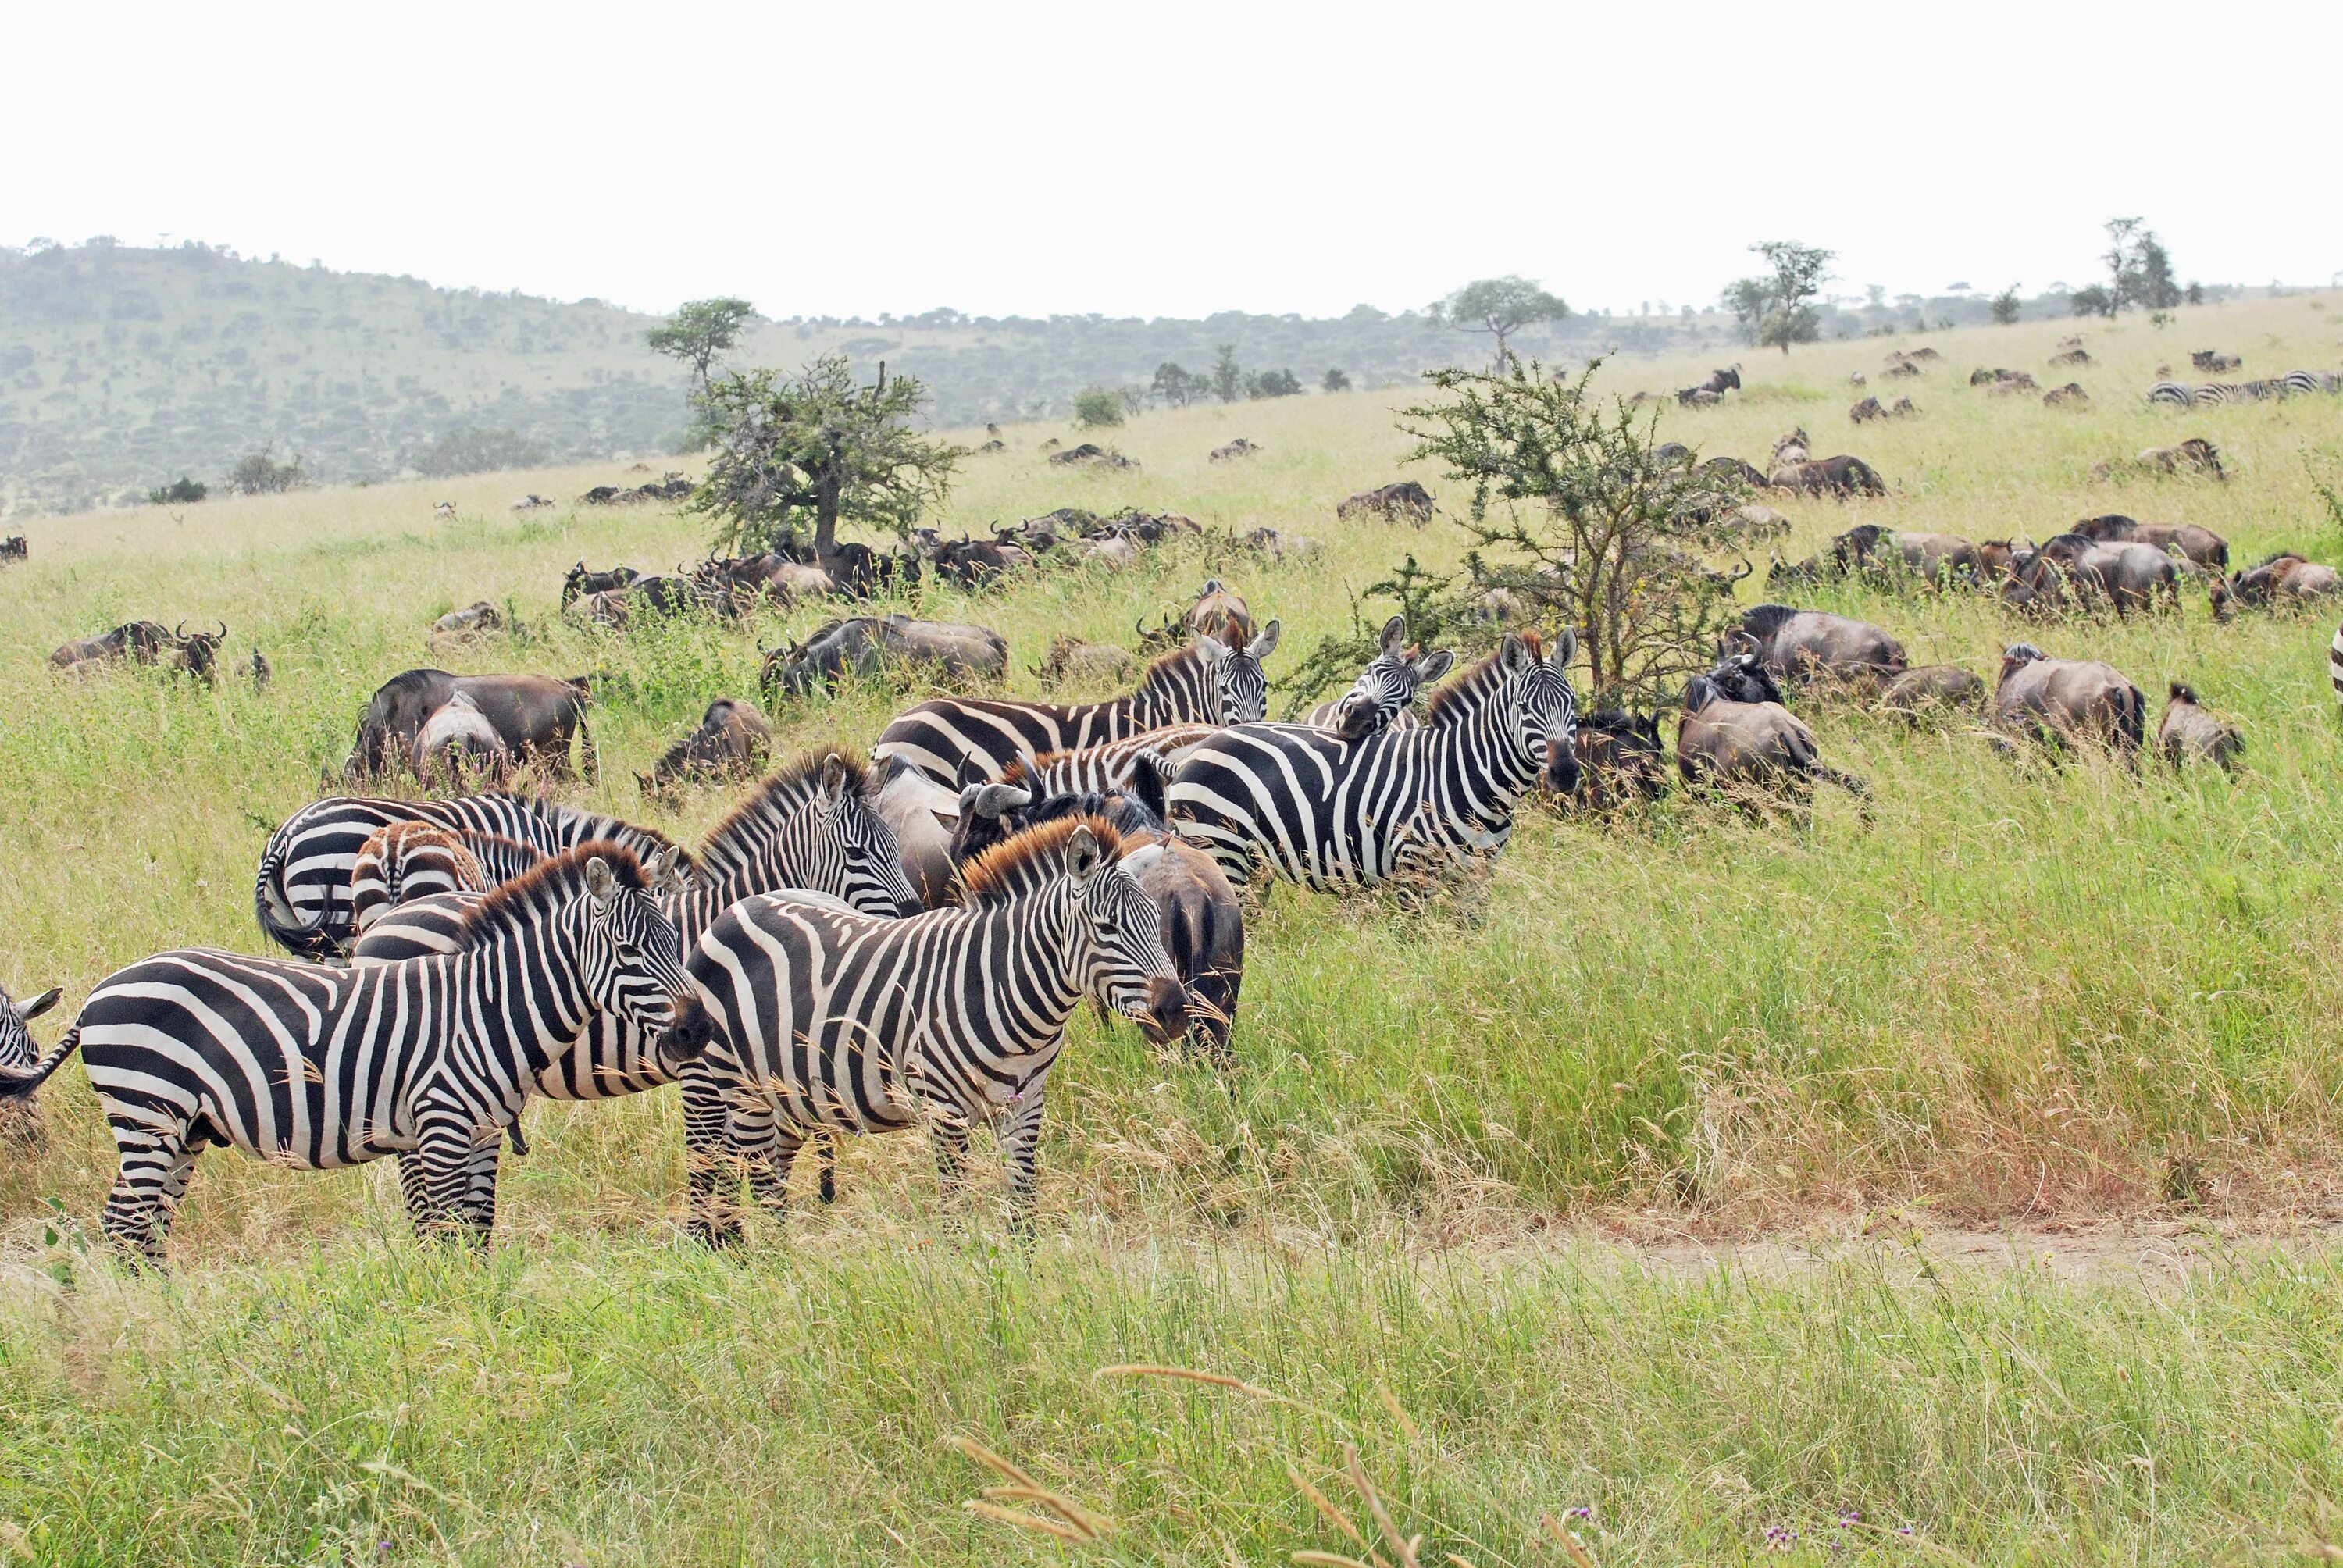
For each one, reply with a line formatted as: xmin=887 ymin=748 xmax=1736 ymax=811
xmin=1329 ymin=615 xmax=1455 ymax=739
xmin=1705 ymin=643 xmax=1787 ymax=705
xmin=1997 ymin=643 xmax=2047 ymax=686
xmin=172 ymin=621 xmax=227 ymax=683
xmin=1194 ymin=620 xmax=1282 ymax=723
xmin=950 ymin=751 xmax=1172 ymax=869
xmin=1568 ymin=710 xmax=1667 ymax=809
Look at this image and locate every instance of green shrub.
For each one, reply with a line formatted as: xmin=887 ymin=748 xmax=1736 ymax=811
xmin=1072 ymin=386 xmax=1124 ymax=428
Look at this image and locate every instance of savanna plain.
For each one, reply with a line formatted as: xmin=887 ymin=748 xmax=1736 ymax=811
xmin=9 ymin=298 xmax=2343 ymax=1563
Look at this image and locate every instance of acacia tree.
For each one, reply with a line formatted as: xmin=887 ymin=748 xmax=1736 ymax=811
xmin=688 ymin=357 xmax=965 ymax=558
xmin=647 ymin=297 xmax=756 ymax=390
xmin=1725 ymin=241 xmax=1834 ymax=354
xmin=2074 ymin=219 xmax=2182 ymax=319
xmin=1432 ymin=276 xmax=1568 ymax=365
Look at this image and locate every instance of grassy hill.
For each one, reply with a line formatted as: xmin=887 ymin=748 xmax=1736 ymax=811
xmin=5 ymin=290 xmax=2343 ymax=1562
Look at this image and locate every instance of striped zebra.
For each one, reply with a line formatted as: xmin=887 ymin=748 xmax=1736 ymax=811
xmin=2194 ymin=380 xmax=2288 ymax=405
xmin=2 ymin=845 xmax=710 ymax=1260
xmin=350 ymin=822 xmax=545 ymax=935
xmin=2145 ymin=382 xmax=2195 ymax=408
xmin=0 ymin=978 xmax=65 ymax=1149
xmin=2281 ymin=370 xmax=2331 ymax=397
xmin=1167 ymin=631 xmax=1579 ymax=889
xmin=350 ymin=754 xmax=918 ymax=1210
xmin=255 ymin=790 xmax=684 ymax=959
xmin=2329 ymin=620 xmax=2343 ymax=711
xmin=872 ymin=629 xmax=1281 ymax=790
xmin=1299 ymin=616 xmax=1455 ymax=736
xmin=683 ymin=817 xmax=1185 ymax=1241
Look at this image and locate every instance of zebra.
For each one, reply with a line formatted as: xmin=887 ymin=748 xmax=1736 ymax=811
xmin=1167 ymin=630 xmax=1579 ymax=890
xmin=1 ymin=845 xmax=711 ymax=1261
xmin=255 ymin=789 xmax=685 ymax=960
xmin=1299 ymin=615 xmax=1456 ymax=736
xmin=2329 ymin=619 xmax=2343 ymax=712
xmin=350 ymin=822 xmax=545 ymax=935
xmin=0 ymin=978 xmax=65 ymax=1149
xmin=2145 ymin=382 xmax=2195 ymax=408
xmin=871 ymin=629 xmax=1281 ymax=791
xmin=682 ymin=817 xmax=1186 ymax=1242
xmin=349 ymin=753 xmax=918 ymax=1209
xmin=2281 ymin=370 xmax=2328 ymax=397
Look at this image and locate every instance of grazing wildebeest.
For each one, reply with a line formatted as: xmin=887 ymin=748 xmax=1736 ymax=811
xmin=1878 ymin=665 xmax=1985 ymax=721
xmin=432 ymin=601 xmax=504 ymax=637
xmin=0 ymin=978 xmax=66 ymax=1149
xmin=759 ymin=615 xmax=1008 ymax=699
xmin=0 ymin=536 xmax=27 ymax=565
xmin=1771 ymin=525 xmax=1978 ymax=590
xmin=1849 ymin=396 xmax=1886 ymax=423
xmin=1768 ymin=454 xmax=1886 ymax=497
xmin=1676 ymin=675 xmax=1868 ymax=807
xmin=1035 ymin=636 xmax=1140 ymax=691
xmin=48 ymin=620 xmax=177 ymax=672
xmin=1567 ymin=711 xmax=1668 ymax=810
xmin=1048 ymin=442 xmax=1136 ymax=468
xmin=2159 ymin=683 xmax=2243 ymax=771
xmin=2042 ymin=383 xmax=2090 ymax=408
xmin=1988 ymin=644 xmax=2145 ymax=756
xmin=2050 ymin=347 xmax=2092 ymax=367
xmin=2031 ymin=535 xmax=2181 ymax=618
xmin=2191 ymin=350 xmax=2241 ymax=373
xmin=1210 ymin=438 xmax=1260 ymax=461
xmin=1084 ymin=533 xmax=1142 ymax=569
xmin=511 ymin=494 xmax=557 ymax=511
xmin=1244 ymin=526 xmax=1321 ymax=561
xmin=1336 ymin=481 xmax=1435 ymax=524
xmin=1731 ymin=604 xmax=1906 ymax=691
xmin=2208 ymin=553 xmax=2343 ymax=619
xmin=2133 ymin=438 xmax=2225 ymax=480
xmin=639 ymin=698 xmax=774 ymax=795
xmin=413 ymin=691 xmax=511 ymax=789
xmin=1678 ymin=389 xmax=1723 ymax=408
xmin=346 ymin=669 xmax=593 ymax=779
xmin=1703 ymin=458 xmax=1773 ymax=492
xmin=562 ymin=561 xmax=639 ymax=606
xmin=1849 ymin=370 xmax=1867 ymax=387
xmin=168 ymin=622 xmax=228 ymax=685
xmin=2068 ymin=515 xmax=2227 ymax=571
xmin=1684 ymin=365 xmax=1742 ymax=397
xmin=910 ymin=530 xmax=1033 ymax=589
xmin=1887 ymin=397 xmax=1918 ymax=418
xmin=1139 ymin=579 xmax=1255 ymax=650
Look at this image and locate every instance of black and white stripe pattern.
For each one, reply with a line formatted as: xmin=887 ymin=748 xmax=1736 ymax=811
xmin=255 ymin=791 xmax=683 ymax=959
xmin=48 ymin=844 xmax=706 ymax=1260
xmin=683 ymin=817 xmax=1185 ymax=1241
xmin=350 ymin=823 xmax=545 ymax=934
xmin=0 ymin=979 xmax=65 ymax=1149
xmin=1299 ymin=616 xmax=1455 ymax=736
xmin=871 ymin=630 xmax=1281 ymax=790
xmin=2145 ymin=381 xmax=2195 ymax=408
xmin=1168 ymin=631 xmax=1579 ymax=889
xmin=2329 ymin=620 xmax=2343 ymax=711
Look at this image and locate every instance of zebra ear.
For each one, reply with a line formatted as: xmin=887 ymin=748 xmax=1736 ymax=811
xmin=20 ymin=987 xmax=62 ymax=1021
xmin=817 ymin=751 xmax=849 ymax=812
xmin=1550 ymin=626 xmax=1578 ymax=668
xmin=1246 ymin=619 xmax=1281 ymax=660
xmin=584 ymin=856 xmax=616 ymax=904
xmin=1065 ymin=824 xmax=1104 ymax=882
xmin=1498 ymin=633 xmax=1532 ymax=674
xmin=1414 ymin=647 xmax=1456 ymax=683
xmin=1194 ymin=633 xmax=1228 ymax=662
xmin=1379 ymin=615 xmax=1407 ymax=656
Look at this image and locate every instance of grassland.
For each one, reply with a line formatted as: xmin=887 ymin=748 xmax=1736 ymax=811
xmin=5 ymin=293 xmax=2343 ymax=1563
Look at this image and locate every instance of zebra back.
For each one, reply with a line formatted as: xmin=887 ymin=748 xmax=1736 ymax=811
xmin=2145 ymin=381 xmax=2195 ymax=408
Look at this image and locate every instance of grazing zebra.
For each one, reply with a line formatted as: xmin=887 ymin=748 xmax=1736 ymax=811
xmin=0 ymin=979 xmax=65 ymax=1149
xmin=1168 ymin=631 xmax=1579 ymax=889
xmin=871 ymin=629 xmax=1281 ymax=790
xmin=255 ymin=790 xmax=684 ymax=959
xmin=2281 ymin=370 xmax=2330 ymax=397
xmin=349 ymin=754 xmax=918 ymax=1209
xmin=2145 ymin=381 xmax=2195 ymax=408
xmin=350 ymin=822 xmax=545 ymax=934
xmin=1299 ymin=615 xmax=1456 ymax=737
xmin=3 ymin=846 xmax=710 ymax=1261
xmin=683 ymin=817 xmax=1186 ymax=1242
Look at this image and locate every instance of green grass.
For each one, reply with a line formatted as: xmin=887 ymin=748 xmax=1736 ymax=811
xmin=7 ymin=291 xmax=2343 ymax=1561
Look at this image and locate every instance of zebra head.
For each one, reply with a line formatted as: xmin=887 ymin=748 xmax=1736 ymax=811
xmin=580 ymin=850 xmax=715 ymax=1065
xmin=1505 ymin=630 xmax=1581 ymax=794
xmin=1331 ymin=616 xmax=1455 ymax=739
xmin=1196 ymin=620 xmax=1282 ymax=724
xmin=1060 ymin=822 xmax=1187 ymax=1041
xmin=807 ymin=752 xmax=922 ymax=917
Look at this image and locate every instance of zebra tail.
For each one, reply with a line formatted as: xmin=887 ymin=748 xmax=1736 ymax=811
xmin=255 ymin=846 xmax=343 ymax=960
xmin=0 ymin=1028 xmax=82 ymax=1101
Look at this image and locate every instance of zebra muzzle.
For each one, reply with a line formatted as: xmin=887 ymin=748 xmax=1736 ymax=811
xmin=658 ymin=995 xmax=717 ymax=1066
xmin=1140 ymin=977 xmax=1190 ymax=1042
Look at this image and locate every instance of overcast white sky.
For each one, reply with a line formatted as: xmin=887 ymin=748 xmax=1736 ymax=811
xmin=8 ymin=0 xmax=2336 ymax=320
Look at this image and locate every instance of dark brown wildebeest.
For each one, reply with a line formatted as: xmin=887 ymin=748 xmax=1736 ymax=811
xmin=975 ymin=438 xmax=1006 ymax=453
xmin=2043 ymin=383 xmax=2090 ymax=408
xmin=1887 ymin=397 xmax=1918 ymax=418
xmin=1704 ymin=457 xmax=1772 ymax=490
xmin=1209 ymin=437 xmax=1260 ymax=461
xmin=1677 ymin=388 xmax=1723 ymax=408
xmin=412 ymin=691 xmax=511 ymax=789
xmin=1139 ymin=579 xmax=1255 ymax=650
xmin=1884 ymin=359 xmax=1921 ymax=380
xmin=169 ymin=621 xmax=228 ymax=685
xmin=1685 ymin=365 xmax=1742 ymax=396
xmin=759 ymin=615 xmax=1009 ymax=699
xmin=1675 ymin=674 xmax=1868 ymax=806
xmin=1336 ymin=480 xmax=1435 ymax=524
xmin=1768 ymin=455 xmax=1886 ymax=497
xmin=2191 ymin=350 xmax=2241 ymax=373
xmin=2032 ymin=535 xmax=2181 ymax=617
xmin=345 ymin=668 xmax=594 ymax=779
xmin=2136 ymin=438 xmax=2225 ymax=480
xmin=1566 ymin=711 xmax=1668 ymax=810
xmin=1730 ymin=604 xmax=1907 ymax=691
xmin=2208 ymin=552 xmax=2343 ymax=620
xmin=432 ymin=601 xmax=503 ymax=636
xmin=562 ymin=561 xmax=639 ymax=606
xmin=49 ymin=620 xmax=178 ymax=673
xmin=1771 ymin=429 xmax=1811 ymax=468
xmin=2050 ymin=347 xmax=2092 ymax=367
xmin=1243 ymin=526 xmax=1321 ymax=561
xmin=1034 ymin=636 xmax=1140 ymax=691
xmin=908 ymin=530 xmax=1033 ymax=589
xmin=1047 ymin=442 xmax=1137 ymax=469
xmin=2069 ymin=515 xmax=2228 ymax=570
xmin=1878 ymin=664 xmax=1985 ymax=721
xmin=1988 ymin=643 xmax=2145 ymax=755
xmin=0 ymin=977 xmax=66 ymax=1149
xmin=638 ymin=697 xmax=773 ymax=795
xmin=246 ymin=649 xmax=273 ymax=691
xmin=1849 ymin=396 xmax=1887 ymax=423
xmin=2159 ymin=682 xmax=2243 ymax=771
xmin=0 ymin=536 xmax=26 ymax=565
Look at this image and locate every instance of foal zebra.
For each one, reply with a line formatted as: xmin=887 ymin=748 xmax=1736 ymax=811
xmin=350 ymin=822 xmax=545 ymax=934
xmin=1300 ymin=616 xmax=1456 ymax=737
xmin=5 ymin=846 xmax=709 ymax=1260
xmin=872 ymin=629 xmax=1281 ymax=790
xmin=1168 ymin=631 xmax=1579 ymax=889
xmin=683 ymin=817 xmax=1185 ymax=1241
xmin=255 ymin=791 xmax=683 ymax=959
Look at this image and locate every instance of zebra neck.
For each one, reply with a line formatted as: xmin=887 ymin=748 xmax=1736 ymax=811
xmin=448 ymin=908 xmax=594 ymax=1078
xmin=1129 ymin=657 xmax=1208 ymax=726
xmin=691 ymin=809 xmax=804 ymax=910
xmin=1450 ymin=687 xmax=1540 ymax=803
xmin=934 ymin=893 xmax=1087 ymax=1056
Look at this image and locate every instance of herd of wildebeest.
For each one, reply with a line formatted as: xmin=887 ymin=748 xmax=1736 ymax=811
xmin=2 ymin=367 xmax=2337 ymax=1254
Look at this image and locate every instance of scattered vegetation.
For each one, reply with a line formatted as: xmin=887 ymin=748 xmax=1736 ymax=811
xmin=1432 ymin=275 xmax=1570 ymax=364
xmin=144 ymin=475 xmax=206 ymax=505
xmin=406 ymin=426 xmax=550 ymax=478
xmin=224 ymin=443 xmax=305 ymax=494
xmin=1072 ymin=385 xmax=1125 ymax=428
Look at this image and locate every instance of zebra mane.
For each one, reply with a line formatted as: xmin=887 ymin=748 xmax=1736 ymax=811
xmin=482 ymin=790 xmax=696 ymax=874
xmin=451 ymin=841 xmax=650 ymax=945
xmin=1423 ymin=631 xmax=1546 ymax=727
xmin=958 ymin=815 xmax=1127 ymax=907
xmin=1135 ymin=643 xmax=1207 ymax=692
xmin=697 ymin=750 xmax=874 ymax=875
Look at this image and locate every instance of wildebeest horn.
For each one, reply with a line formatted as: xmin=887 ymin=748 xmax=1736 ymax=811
xmin=173 ymin=621 xmax=187 ymax=639
xmin=214 ymin=620 xmax=228 ymax=640
xmin=1728 ymin=558 xmax=1752 ymax=583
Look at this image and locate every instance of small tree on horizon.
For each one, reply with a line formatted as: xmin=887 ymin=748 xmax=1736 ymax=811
xmin=1072 ymin=386 xmax=1125 ymax=428
xmin=1322 ymin=368 xmax=1352 ymax=393
xmin=1211 ymin=344 xmax=1244 ymax=404
xmin=1739 ymin=241 xmax=1834 ymax=354
xmin=1990 ymin=286 xmax=2023 ymax=326
xmin=1151 ymin=362 xmax=1208 ymax=407
xmin=226 ymin=444 xmax=307 ymax=495
xmin=647 ymin=297 xmax=756 ymax=390
xmin=1432 ymin=276 xmax=1568 ymax=365
xmin=147 ymin=475 xmax=207 ymax=504
xmin=688 ymin=356 xmax=964 ymax=559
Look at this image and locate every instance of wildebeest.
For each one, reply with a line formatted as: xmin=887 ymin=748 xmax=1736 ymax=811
xmin=758 ymin=615 xmax=1009 ymax=699
xmin=0 ymin=536 xmax=27 ymax=565
xmin=1768 ymin=455 xmax=1886 ymax=497
xmin=2018 ymin=535 xmax=2181 ymax=618
xmin=872 ymin=756 xmax=962 ymax=910
xmin=1035 ymin=635 xmax=1140 ymax=691
xmin=2043 ymin=383 xmax=2090 ymax=408
xmin=511 ymin=494 xmax=557 ymax=511
xmin=1769 ymin=525 xmax=1976 ymax=591
xmin=1336 ymin=481 xmax=1435 ymax=524
xmin=1676 ymin=675 xmax=1868 ymax=806
xmin=637 ymin=697 xmax=772 ymax=796
xmin=909 ymin=530 xmax=1034 ymax=589
xmin=1988 ymin=643 xmax=2145 ymax=755
xmin=245 ymin=648 xmax=273 ymax=691
xmin=2068 ymin=515 xmax=2228 ymax=570
xmin=562 ymin=561 xmax=639 ymax=606
xmin=1244 ymin=526 xmax=1321 ymax=560
xmin=1681 ymin=365 xmax=1742 ymax=398
xmin=975 ymin=438 xmax=1006 ymax=453
xmin=1567 ymin=711 xmax=1668 ymax=810
xmin=432 ymin=601 xmax=504 ymax=636
xmin=413 ymin=691 xmax=511 ymax=789
xmin=2159 ymin=683 xmax=2243 ymax=771
xmin=1084 ymin=533 xmax=1141 ymax=569
xmin=1139 ymin=579 xmax=1254 ymax=649
xmin=47 ymin=619 xmax=221 ymax=679
xmin=2191 ymin=350 xmax=2241 ymax=373
xmin=1731 ymin=501 xmax=1791 ymax=537
xmin=346 ymin=668 xmax=594 ymax=779
xmin=1210 ymin=438 xmax=1260 ymax=461
xmin=1771 ymin=429 xmax=1810 ymax=468
xmin=1878 ymin=664 xmax=1985 ymax=721
xmin=1730 ymin=604 xmax=1906 ymax=690
xmin=431 ymin=501 xmax=456 ymax=519
xmin=0 ymin=978 xmax=65 ymax=1149
xmin=1048 ymin=442 xmax=1137 ymax=468
xmin=164 ymin=622 xmax=229 ymax=684
xmin=1850 ymin=396 xmax=1886 ymax=423
xmin=2127 ymin=438 xmax=2226 ymax=481
xmin=1883 ymin=359 xmax=1921 ymax=380
xmin=2208 ymin=552 xmax=2343 ymax=620
xmin=1678 ymin=389 xmax=1723 ymax=408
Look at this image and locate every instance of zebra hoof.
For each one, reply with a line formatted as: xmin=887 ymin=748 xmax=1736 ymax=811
xmin=818 ymin=1169 xmax=836 ymax=1205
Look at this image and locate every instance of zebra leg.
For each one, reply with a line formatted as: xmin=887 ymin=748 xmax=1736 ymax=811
xmin=814 ymin=1128 xmax=837 ymax=1204
xmin=681 ymin=1073 xmax=741 ymax=1247
xmin=997 ymin=1091 xmax=1047 ymax=1242
xmin=461 ymin=1131 xmax=504 ymax=1241
xmin=742 ymin=1116 xmax=808 ymax=1223
xmin=396 ymin=1152 xmax=429 ymax=1224
xmin=410 ymin=1120 xmax=479 ymax=1245
xmin=927 ymin=1105 xmax=975 ymax=1213
xmin=100 ymin=1121 xmax=196 ymax=1266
